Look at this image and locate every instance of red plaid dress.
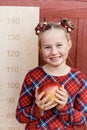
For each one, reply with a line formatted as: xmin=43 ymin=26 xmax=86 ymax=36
xmin=16 ymin=66 xmax=87 ymax=130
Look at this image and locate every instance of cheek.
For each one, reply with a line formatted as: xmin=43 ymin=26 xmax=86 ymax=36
xmin=60 ymin=48 xmax=69 ymax=57
xmin=64 ymin=50 xmax=69 ymax=58
xmin=42 ymin=50 xmax=51 ymax=58
xmin=43 ymin=53 xmax=49 ymax=59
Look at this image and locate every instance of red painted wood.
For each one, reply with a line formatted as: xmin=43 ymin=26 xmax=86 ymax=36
xmin=76 ymin=20 xmax=87 ymax=76
xmin=66 ymin=19 xmax=78 ymax=67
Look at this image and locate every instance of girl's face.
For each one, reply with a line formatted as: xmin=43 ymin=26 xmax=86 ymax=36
xmin=40 ymin=29 xmax=72 ymax=67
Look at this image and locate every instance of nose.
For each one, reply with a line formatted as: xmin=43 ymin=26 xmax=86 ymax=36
xmin=51 ymin=47 xmax=58 ymax=55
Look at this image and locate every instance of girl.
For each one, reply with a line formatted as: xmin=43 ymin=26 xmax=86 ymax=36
xmin=16 ymin=18 xmax=87 ymax=130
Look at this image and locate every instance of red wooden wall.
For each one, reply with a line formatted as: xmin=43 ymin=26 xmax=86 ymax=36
xmin=0 ymin=0 xmax=87 ymax=130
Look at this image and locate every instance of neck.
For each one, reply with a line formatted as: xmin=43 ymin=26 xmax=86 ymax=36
xmin=43 ymin=63 xmax=71 ymax=76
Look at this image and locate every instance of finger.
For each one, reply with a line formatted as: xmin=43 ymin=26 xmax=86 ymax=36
xmin=44 ymin=100 xmax=57 ymax=110
xmin=62 ymin=84 xmax=65 ymax=88
xmin=40 ymin=94 xmax=50 ymax=104
xmin=35 ymin=87 xmax=39 ymax=97
xmin=45 ymin=98 xmax=54 ymax=106
xmin=55 ymin=94 xmax=68 ymax=105
xmin=38 ymin=91 xmax=45 ymax=100
xmin=38 ymin=95 xmax=55 ymax=110
xmin=45 ymin=103 xmax=57 ymax=110
xmin=56 ymin=89 xmax=65 ymax=97
xmin=56 ymin=93 xmax=65 ymax=101
xmin=35 ymin=87 xmax=45 ymax=100
xmin=56 ymin=88 xmax=68 ymax=97
xmin=55 ymin=98 xmax=67 ymax=105
xmin=59 ymin=86 xmax=66 ymax=92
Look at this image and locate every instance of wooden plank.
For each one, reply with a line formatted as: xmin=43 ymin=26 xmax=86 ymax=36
xmin=40 ymin=8 xmax=87 ymax=19
xmin=0 ymin=0 xmax=87 ymax=10
xmin=76 ymin=19 xmax=87 ymax=76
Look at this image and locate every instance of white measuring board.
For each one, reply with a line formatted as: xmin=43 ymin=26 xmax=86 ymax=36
xmin=0 ymin=6 xmax=39 ymax=130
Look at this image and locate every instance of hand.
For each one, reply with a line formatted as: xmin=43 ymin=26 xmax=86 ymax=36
xmin=55 ymin=85 xmax=68 ymax=110
xmin=35 ymin=87 xmax=57 ymax=111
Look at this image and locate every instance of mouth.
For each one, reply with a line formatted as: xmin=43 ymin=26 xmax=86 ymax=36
xmin=50 ymin=56 xmax=61 ymax=62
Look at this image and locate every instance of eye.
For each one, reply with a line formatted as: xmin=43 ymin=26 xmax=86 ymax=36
xmin=56 ymin=43 xmax=63 ymax=47
xmin=45 ymin=46 xmax=50 ymax=49
xmin=43 ymin=46 xmax=51 ymax=50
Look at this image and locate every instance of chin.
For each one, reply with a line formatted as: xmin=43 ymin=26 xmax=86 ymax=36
xmin=49 ymin=62 xmax=62 ymax=67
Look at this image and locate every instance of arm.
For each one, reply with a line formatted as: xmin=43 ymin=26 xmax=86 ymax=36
xmin=57 ymin=78 xmax=87 ymax=126
xmin=16 ymin=73 xmax=40 ymax=123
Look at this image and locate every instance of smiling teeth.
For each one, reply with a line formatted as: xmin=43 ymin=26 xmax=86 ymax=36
xmin=51 ymin=57 xmax=60 ymax=62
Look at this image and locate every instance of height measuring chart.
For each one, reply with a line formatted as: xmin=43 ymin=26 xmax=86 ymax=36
xmin=0 ymin=6 xmax=39 ymax=130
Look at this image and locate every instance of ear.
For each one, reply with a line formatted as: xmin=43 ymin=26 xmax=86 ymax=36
xmin=67 ymin=40 xmax=72 ymax=50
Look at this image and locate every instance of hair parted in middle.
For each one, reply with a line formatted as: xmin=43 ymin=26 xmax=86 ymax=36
xmin=35 ymin=18 xmax=74 ymax=41
xmin=35 ymin=18 xmax=74 ymax=35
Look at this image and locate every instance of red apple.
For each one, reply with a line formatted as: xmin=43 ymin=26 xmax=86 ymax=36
xmin=37 ymin=82 xmax=61 ymax=105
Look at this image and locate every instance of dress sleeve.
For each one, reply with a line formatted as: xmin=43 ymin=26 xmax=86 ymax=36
xmin=59 ymin=77 xmax=87 ymax=127
xmin=16 ymin=72 xmax=40 ymax=123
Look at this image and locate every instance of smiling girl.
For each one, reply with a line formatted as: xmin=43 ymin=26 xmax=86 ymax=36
xmin=16 ymin=18 xmax=87 ymax=130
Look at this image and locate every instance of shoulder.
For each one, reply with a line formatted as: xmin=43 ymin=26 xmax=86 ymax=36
xmin=67 ymin=68 xmax=87 ymax=93
xmin=24 ymin=66 xmax=45 ymax=80
xmin=23 ymin=66 xmax=47 ymax=88
xmin=70 ymin=67 xmax=87 ymax=81
xmin=27 ymin=66 xmax=43 ymax=75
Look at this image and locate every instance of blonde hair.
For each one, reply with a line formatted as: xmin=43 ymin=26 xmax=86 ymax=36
xmin=35 ymin=18 xmax=74 ymax=47
xmin=35 ymin=18 xmax=74 ymax=42
xmin=39 ymin=22 xmax=71 ymax=41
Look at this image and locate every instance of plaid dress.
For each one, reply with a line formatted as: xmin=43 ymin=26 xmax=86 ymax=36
xmin=16 ymin=66 xmax=87 ymax=130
